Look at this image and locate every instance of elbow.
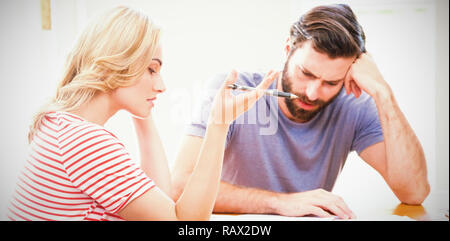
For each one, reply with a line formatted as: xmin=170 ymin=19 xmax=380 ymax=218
xmin=388 ymin=166 xmax=431 ymax=205
xmin=171 ymin=172 xmax=191 ymax=202
xmin=397 ymin=181 xmax=430 ymax=205
xmin=170 ymin=179 xmax=185 ymax=202
xmin=175 ymin=205 xmax=212 ymax=221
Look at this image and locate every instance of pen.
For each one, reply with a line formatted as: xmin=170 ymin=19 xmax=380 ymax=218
xmin=227 ymin=83 xmax=299 ymax=99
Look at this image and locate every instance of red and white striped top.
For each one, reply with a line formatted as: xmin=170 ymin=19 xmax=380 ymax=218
xmin=8 ymin=112 xmax=155 ymax=221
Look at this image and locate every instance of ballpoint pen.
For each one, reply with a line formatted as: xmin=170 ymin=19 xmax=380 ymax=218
xmin=227 ymin=83 xmax=299 ymax=99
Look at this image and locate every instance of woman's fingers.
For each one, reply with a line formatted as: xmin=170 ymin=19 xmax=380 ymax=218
xmin=211 ymin=69 xmax=279 ymax=125
xmin=257 ymin=70 xmax=278 ymax=90
xmin=242 ymin=70 xmax=279 ymax=101
xmin=238 ymin=70 xmax=279 ymax=112
xmin=221 ymin=69 xmax=237 ymax=86
xmin=219 ymin=69 xmax=238 ymax=97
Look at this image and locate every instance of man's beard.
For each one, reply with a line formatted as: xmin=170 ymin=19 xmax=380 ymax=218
xmin=281 ymin=62 xmax=341 ymax=123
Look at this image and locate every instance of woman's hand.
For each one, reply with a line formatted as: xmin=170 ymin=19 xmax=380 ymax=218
xmin=208 ymin=70 xmax=279 ymax=125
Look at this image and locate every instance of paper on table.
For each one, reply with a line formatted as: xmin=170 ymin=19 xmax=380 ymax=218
xmin=210 ymin=214 xmax=335 ymax=221
xmin=353 ymin=214 xmax=416 ymax=221
xmin=210 ymin=213 xmax=416 ymax=221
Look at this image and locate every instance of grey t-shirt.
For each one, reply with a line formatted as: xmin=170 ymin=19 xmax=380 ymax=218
xmin=186 ymin=72 xmax=384 ymax=193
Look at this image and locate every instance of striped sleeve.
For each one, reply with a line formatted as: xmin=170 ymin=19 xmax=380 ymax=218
xmin=60 ymin=123 xmax=155 ymax=214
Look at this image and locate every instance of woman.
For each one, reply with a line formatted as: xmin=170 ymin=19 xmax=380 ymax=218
xmin=7 ymin=6 xmax=278 ymax=221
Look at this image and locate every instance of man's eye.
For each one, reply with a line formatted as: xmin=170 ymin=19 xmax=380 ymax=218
xmin=302 ymin=71 xmax=314 ymax=77
xmin=301 ymin=71 xmax=316 ymax=80
xmin=325 ymin=81 xmax=338 ymax=86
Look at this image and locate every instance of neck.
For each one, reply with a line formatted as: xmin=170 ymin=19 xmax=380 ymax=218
xmin=69 ymin=92 xmax=118 ymax=126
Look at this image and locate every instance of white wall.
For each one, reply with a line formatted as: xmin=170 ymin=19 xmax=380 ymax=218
xmin=0 ymin=0 xmax=447 ymax=219
xmin=0 ymin=0 xmax=81 ymax=219
xmin=434 ymin=0 xmax=449 ymax=200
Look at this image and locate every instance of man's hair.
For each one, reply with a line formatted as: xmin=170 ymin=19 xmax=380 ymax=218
xmin=290 ymin=4 xmax=366 ymax=58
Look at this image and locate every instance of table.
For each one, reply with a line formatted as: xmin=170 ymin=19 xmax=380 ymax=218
xmin=211 ymin=190 xmax=448 ymax=221
xmin=390 ymin=193 xmax=448 ymax=221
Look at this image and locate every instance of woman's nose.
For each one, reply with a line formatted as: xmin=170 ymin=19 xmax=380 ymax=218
xmin=153 ymin=76 xmax=166 ymax=93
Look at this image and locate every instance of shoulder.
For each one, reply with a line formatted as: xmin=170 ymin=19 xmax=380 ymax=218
xmin=313 ymin=90 xmax=382 ymax=149
xmin=52 ymin=111 xmax=120 ymax=139
xmin=37 ymin=111 xmax=119 ymax=147
xmin=325 ymin=89 xmax=379 ymax=128
xmin=204 ymin=71 xmax=266 ymax=89
xmin=51 ymin=112 xmax=125 ymax=160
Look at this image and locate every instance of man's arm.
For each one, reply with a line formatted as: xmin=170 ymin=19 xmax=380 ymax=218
xmin=173 ymin=141 xmax=275 ymax=214
xmin=345 ymin=53 xmax=430 ymax=204
xmin=213 ymin=181 xmax=277 ymax=214
xmin=172 ymin=136 xmax=356 ymax=219
xmin=215 ymin=182 xmax=356 ymax=219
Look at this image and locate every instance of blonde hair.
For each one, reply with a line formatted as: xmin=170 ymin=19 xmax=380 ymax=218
xmin=28 ymin=6 xmax=160 ymax=143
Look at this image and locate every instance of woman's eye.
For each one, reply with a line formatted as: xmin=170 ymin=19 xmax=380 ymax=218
xmin=325 ymin=81 xmax=338 ymax=86
xmin=148 ymin=68 xmax=156 ymax=74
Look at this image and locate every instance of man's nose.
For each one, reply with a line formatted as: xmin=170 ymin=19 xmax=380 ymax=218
xmin=305 ymin=80 xmax=320 ymax=102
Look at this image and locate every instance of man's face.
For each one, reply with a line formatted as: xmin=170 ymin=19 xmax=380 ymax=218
xmin=281 ymin=41 xmax=355 ymax=122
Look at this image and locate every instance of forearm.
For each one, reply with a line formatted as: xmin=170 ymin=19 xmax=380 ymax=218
xmin=175 ymin=124 xmax=229 ymax=220
xmin=173 ymin=70 xmax=278 ymax=219
xmin=133 ymin=116 xmax=172 ymax=196
xmin=213 ymin=181 xmax=278 ymax=214
xmin=374 ymin=89 xmax=430 ymax=203
xmin=171 ymin=136 xmax=203 ymax=202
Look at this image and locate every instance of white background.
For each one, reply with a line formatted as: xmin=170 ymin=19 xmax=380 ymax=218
xmin=0 ymin=0 xmax=448 ymax=219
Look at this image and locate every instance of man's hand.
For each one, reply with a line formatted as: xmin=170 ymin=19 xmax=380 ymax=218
xmin=344 ymin=53 xmax=391 ymax=99
xmin=273 ymin=189 xmax=356 ymax=219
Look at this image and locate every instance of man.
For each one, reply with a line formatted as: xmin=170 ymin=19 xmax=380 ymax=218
xmin=171 ymin=4 xmax=429 ymax=219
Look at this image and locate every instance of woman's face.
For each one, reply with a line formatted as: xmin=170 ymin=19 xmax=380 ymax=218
xmin=112 ymin=44 xmax=165 ymax=118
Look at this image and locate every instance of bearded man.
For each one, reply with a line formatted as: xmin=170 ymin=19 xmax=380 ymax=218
xmin=171 ymin=4 xmax=430 ymax=219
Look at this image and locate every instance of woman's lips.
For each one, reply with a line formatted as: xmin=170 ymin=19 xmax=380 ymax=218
xmin=146 ymin=97 xmax=156 ymax=107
